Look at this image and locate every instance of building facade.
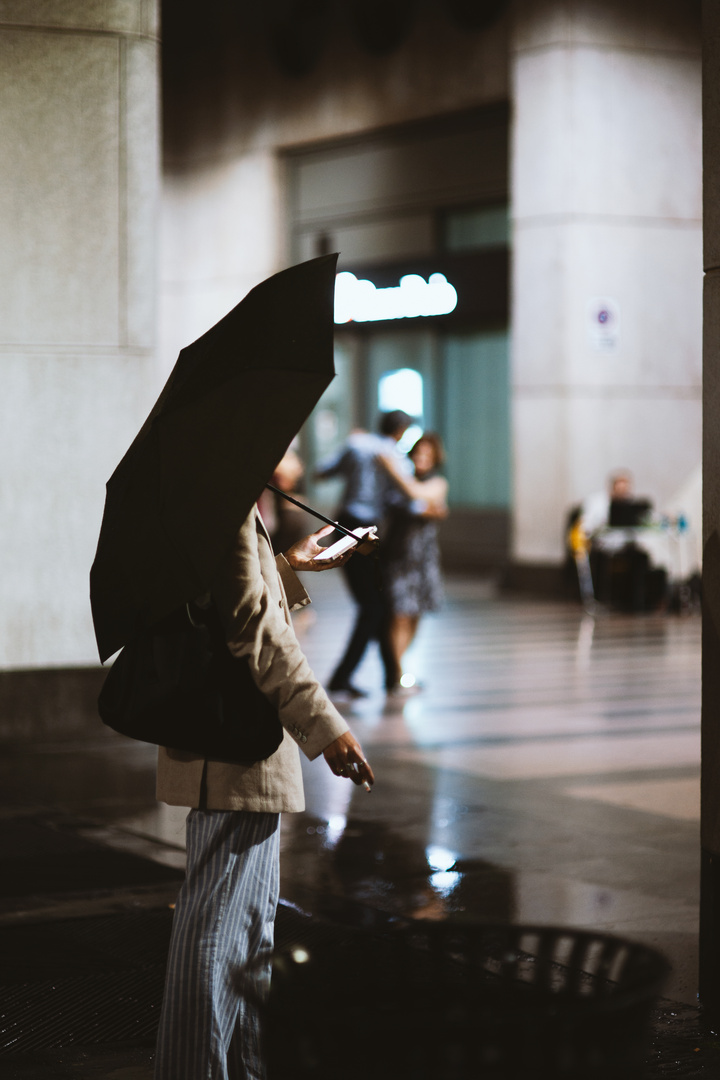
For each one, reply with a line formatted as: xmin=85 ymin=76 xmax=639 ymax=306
xmin=161 ymin=0 xmax=702 ymax=586
xmin=0 ymin=0 xmax=702 ymax=687
xmin=0 ymin=2 xmax=160 ymax=734
xmin=6 ymin=0 xmax=720 ymax=1011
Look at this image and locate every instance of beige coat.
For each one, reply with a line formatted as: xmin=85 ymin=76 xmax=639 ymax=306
xmin=156 ymin=508 xmax=349 ymax=813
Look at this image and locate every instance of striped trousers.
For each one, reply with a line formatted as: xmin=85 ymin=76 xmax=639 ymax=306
xmin=155 ymin=809 xmax=281 ymax=1080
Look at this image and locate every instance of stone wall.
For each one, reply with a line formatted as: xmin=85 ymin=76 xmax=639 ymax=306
xmin=0 ymin=1 xmax=161 ymax=669
xmin=160 ymin=0 xmax=702 ymax=575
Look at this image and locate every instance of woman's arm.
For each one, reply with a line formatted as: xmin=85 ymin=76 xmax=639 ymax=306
xmin=377 ymin=453 xmax=448 ymax=516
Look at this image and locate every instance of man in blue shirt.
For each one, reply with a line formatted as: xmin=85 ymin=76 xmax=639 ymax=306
xmin=316 ymin=410 xmax=413 ymax=696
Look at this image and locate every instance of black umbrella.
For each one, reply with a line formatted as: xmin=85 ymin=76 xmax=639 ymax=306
xmin=90 ymin=254 xmax=338 ymax=663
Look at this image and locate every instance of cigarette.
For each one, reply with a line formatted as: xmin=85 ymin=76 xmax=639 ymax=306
xmin=362 ymin=780 xmax=372 ymax=793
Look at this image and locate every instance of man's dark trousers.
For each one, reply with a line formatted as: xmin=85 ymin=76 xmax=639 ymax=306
xmin=329 ymin=517 xmax=393 ymax=690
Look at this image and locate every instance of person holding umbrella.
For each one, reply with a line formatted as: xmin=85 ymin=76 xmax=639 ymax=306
xmin=154 ymin=507 xmax=373 ymax=1080
xmin=90 ymin=256 xmax=374 ymax=1080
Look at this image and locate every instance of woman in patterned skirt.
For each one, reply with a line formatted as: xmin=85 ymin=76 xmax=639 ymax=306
xmin=380 ymin=432 xmax=448 ymax=694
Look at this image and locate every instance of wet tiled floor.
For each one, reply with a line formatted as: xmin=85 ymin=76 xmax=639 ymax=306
xmin=0 ymin=573 xmax=706 ymax=1075
xmin=289 ymin=573 xmax=701 ymax=1007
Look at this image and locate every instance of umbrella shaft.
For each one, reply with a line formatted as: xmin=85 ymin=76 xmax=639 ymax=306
xmin=265 ymin=483 xmax=360 ymax=541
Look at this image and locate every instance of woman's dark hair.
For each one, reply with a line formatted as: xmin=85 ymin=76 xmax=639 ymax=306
xmin=409 ymin=431 xmax=445 ymax=468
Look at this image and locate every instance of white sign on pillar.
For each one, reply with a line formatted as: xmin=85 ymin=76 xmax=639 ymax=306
xmin=587 ymin=297 xmax=620 ymax=353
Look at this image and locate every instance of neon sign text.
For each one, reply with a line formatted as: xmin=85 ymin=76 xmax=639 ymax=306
xmin=334 ymin=272 xmax=458 ymax=324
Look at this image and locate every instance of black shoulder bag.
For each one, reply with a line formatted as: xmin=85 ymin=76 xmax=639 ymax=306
xmin=98 ymin=602 xmax=283 ymax=764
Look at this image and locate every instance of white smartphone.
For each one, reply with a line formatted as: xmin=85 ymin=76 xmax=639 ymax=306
xmin=313 ymin=526 xmax=377 ymax=561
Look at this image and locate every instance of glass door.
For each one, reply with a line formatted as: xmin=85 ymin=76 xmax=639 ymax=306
xmin=440 ymin=329 xmax=511 ymax=508
xmin=365 ymin=329 xmax=438 ymax=447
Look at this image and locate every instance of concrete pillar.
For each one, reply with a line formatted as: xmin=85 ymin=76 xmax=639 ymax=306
xmin=511 ymin=0 xmax=702 ymax=572
xmin=700 ymin=0 xmax=720 ymax=1017
xmin=0 ymin=2 xmax=160 ymax=674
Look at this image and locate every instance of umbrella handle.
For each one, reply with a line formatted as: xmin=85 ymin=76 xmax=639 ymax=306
xmin=265 ymin=483 xmax=367 ymax=543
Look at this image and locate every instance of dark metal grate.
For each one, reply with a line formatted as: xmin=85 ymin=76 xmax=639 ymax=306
xmin=0 ymin=910 xmax=175 ymax=1055
xmin=0 ymin=968 xmax=165 ymax=1052
xmin=0 ymin=900 xmax=341 ymax=1055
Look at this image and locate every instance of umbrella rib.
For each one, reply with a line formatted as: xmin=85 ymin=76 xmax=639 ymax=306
xmin=265 ymin=484 xmax=364 ymax=541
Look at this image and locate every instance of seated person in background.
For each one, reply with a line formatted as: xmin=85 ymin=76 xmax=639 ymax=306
xmin=579 ymin=469 xmax=634 ymax=539
xmin=576 ymin=471 xmax=664 ymax=611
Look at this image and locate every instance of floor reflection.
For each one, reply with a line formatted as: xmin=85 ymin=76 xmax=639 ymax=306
xmin=280 ymin=811 xmax=517 ymax=924
xmin=0 ymin=573 xmax=701 ymax=1007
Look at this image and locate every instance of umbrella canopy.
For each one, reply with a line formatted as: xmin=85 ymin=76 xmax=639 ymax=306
xmin=91 ymin=254 xmax=338 ymax=662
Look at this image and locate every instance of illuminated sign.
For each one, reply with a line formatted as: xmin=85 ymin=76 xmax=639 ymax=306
xmin=334 ymin=271 xmax=458 ymax=324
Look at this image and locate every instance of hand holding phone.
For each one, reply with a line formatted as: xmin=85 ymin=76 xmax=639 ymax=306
xmin=313 ymin=526 xmax=378 ymax=562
